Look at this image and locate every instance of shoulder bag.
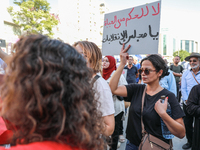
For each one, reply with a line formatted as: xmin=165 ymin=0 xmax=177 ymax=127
xmin=138 ymin=86 xmax=173 ymax=150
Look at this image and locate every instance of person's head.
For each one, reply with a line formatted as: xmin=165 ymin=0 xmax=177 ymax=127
xmin=173 ymin=56 xmax=180 ymax=65
xmin=133 ymin=57 xmax=137 ymax=65
xmin=102 ymin=56 xmax=110 ymax=69
xmin=185 ymin=52 xmax=200 ymax=70
xmin=102 ymin=56 xmax=116 ymax=69
xmin=139 ymin=54 xmax=169 ymax=84
xmin=73 ymin=41 xmax=102 ymax=74
xmin=189 ymin=57 xmax=200 ymax=70
xmin=1 ymin=34 xmax=104 ymax=149
xmin=127 ymin=56 xmax=133 ymax=65
xmin=102 ymin=56 xmax=116 ymax=80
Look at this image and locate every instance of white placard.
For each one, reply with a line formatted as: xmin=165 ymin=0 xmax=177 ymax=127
xmin=102 ymin=1 xmax=161 ymax=56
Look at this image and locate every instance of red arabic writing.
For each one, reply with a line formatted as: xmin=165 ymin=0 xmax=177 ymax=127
xmin=104 ymin=2 xmax=160 ymax=29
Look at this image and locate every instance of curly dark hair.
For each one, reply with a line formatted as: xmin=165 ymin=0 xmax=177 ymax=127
xmin=140 ymin=54 xmax=169 ymax=80
xmin=1 ymin=34 xmax=105 ymax=149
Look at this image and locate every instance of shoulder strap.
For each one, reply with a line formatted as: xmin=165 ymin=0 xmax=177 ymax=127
xmin=180 ymin=65 xmax=183 ymax=73
xmin=91 ymin=75 xmax=100 ymax=85
xmin=192 ymin=72 xmax=200 ymax=85
xmin=170 ymin=65 xmax=173 ymax=70
xmin=140 ymin=86 xmax=173 ymax=148
xmin=141 ymin=86 xmax=147 ymax=135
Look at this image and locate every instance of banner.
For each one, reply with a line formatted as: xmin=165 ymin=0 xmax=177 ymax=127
xmin=102 ymin=1 xmax=161 ymax=56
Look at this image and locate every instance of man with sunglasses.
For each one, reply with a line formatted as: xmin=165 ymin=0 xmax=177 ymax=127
xmin=181 ymin=52 xmax=200 ymax=149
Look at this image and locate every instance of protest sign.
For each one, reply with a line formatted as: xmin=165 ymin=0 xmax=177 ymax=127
xmin=102 ymin=1 xmax=161 ymax=56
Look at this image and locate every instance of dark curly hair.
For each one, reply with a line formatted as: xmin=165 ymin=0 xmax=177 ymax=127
xmin=1 ymin=34 xmax=105 ymax=149
xmin=140 ymin=54 xmax=169 ymax=80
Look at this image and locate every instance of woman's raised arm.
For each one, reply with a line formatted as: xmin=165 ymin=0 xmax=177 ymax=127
xmin=109 ymin=44 xmax=130 ymax=97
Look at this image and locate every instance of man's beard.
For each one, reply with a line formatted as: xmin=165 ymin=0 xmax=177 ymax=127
xmin=191 ymin=64 xmax=199 ymax=69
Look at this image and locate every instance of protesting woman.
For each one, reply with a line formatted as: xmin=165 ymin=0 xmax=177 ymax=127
xmin=109 ymin=44 xmax=185 ymax=150
xmin=74 ymin=41 xmax=115 ymax=137
xmin=102 ymin=55 xmax=128 ymax=150
xmin=0 ymin=34 xmax=105 ymax=150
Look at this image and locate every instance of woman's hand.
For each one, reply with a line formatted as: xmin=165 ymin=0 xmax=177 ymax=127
xmin=120 ymin=43 xmax=131 ymax=66
xmin=155 ymin=96 xmax=185 ymax=138
xmin=154 ymin=97 xmax=168 ymax=117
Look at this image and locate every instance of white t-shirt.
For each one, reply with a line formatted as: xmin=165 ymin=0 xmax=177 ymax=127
xmin=106 ymin=71 xmax=128 ymax=116
xmin=93 ymin=73 xmax=115 ymax=117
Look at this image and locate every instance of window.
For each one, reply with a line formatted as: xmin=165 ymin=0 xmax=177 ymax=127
xmin=180 ymin=40 xmax=182 ymax=50
xmin=173 ymin=38 xmax=176 ymax=52
xmin=191 ymin=41 xmax=194 ymax=52
xmin=185 ymin=40 xmax=189 ymax=52
xmin=163 ymin=35 xmax=167 ymax=55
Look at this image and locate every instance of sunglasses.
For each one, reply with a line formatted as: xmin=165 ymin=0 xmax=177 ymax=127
xmin=138 ymin=68 xmax=157 ymax=75
xmin=189 ymin=59 xmax=197 ymax=63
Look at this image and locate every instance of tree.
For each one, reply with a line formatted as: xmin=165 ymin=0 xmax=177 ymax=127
xmin=7 ymin=0 xmax=59 ymax=37
xmin=173 ymin=50 xmax=190 ymax=61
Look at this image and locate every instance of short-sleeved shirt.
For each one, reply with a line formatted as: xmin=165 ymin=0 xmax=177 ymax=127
xmin=106 ymin=71 xmax=128 ymax=116
xmin=125 ymin=84 xmax=185 ymax=146
xmin=93 ymin=74 xmax=115 ymax=117
xmin=124 ymin=65 xmax=138 ymax=84
xmin=170 ymin=65 xmax=183 ymax=83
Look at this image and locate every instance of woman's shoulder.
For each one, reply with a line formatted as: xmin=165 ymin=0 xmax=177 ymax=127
xmin=126 ymin=83 xmax=145 ymax=88
xmin=160 ymin=88 xmax=175 ymax=97
xmin=126 ymin=83 xmax=146 ymax=92
xmin=160 ymin=89 xmax=179 ymax=105
xmin=94 ymin=76 xmax=111 ymax=91
xmin=0 ymin=141 xmax=81 ymax=150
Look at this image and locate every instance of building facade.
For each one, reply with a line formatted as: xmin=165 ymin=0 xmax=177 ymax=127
xmin=180 ymin=40 xmax=198 ymax=53
xmin=158 ymin=28 xmax=181 ymax=57
xmin=159 ymin=28 xmax=199 ymax=59
xmin=57 ymin=0 xmax=108 ymax=47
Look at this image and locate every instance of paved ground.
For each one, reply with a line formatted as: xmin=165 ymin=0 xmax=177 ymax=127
xmin=117 ymin=109 xmax=191 ymax=150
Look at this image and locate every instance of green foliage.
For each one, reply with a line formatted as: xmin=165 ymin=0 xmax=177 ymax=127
xmin=8 ymin=0 xmax=59 ymax=37
xmin=173 ymin=50 xmax=190 ymax=61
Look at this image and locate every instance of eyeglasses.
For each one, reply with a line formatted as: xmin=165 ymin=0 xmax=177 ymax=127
xmin=138 ymin=68 xmax=157 ymax=75
xmin=189 ymin=59 xmax=197 ymax=63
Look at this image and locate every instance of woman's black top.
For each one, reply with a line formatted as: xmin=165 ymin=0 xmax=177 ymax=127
xmin=125 ymin=84 xmax=185 ymax=146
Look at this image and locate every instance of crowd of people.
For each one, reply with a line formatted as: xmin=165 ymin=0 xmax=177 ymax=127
xmin=0 ymin=34 xmax=199 ymax=150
